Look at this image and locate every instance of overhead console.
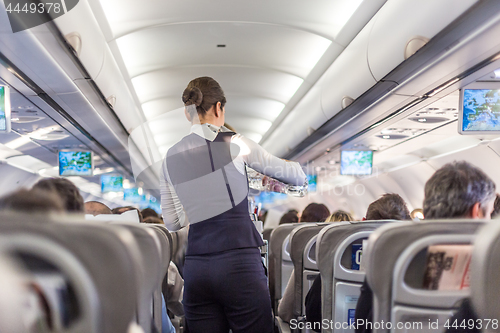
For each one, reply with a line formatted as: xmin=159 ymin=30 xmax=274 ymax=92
xmin=263 ymin=0 xmax=500 ymax=162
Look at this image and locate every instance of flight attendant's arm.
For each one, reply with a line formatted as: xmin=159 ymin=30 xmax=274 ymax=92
xmin=232 ymin=134 xmax=307 ymax=186
xmin=160 ymin=160 xmax=189 ymax=231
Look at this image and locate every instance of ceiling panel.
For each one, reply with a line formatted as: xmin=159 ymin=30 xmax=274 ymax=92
xmin=117 ymin=22 xmax=333 ymax=79
xmin=132 ymin=66 xmax=304 ymax=105
xmin=99 ymin=0 xmax=365 ymax=42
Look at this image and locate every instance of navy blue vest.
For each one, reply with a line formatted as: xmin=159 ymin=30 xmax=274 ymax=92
xmin=166 ymin=131 xmax=264 ymax=255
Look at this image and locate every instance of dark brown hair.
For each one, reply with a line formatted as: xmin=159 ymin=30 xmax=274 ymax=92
xmin=33 ymin=178 xmax=84 ymax=213
xmin=141 ymin=208 xmax=159 ymax=219
xmin=300 ymin=203 xmax=330 ymax=222
xmin=182 ymin=77 xmax=226 ymax=118
xmin=0 ymin=188 xmax=64 ymax=214
xmin=279 ymin=211 xmax=299 ymax=225
xmin=366 ymin=193 xmax=410 ymax=221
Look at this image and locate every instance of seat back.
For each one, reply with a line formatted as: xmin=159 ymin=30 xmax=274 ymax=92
xmin=111 ymin=223 xmax=162 ymax=333
xmin=145 ymin=225 xmax=172 ymax=333
xmin=470 ymin=221 xmax=500 ymax=332
xmin=289 ymin=223 xmax=331 ymax=320
xmin=269 ymin=223 xmax=303 ymax=311
xmin=364 ymin=220 xmax=484 ymax=333
xmin=263 ymin=228 xmax=274 ymax=243
xmin=317 ymin=221 xmax=392 ymax=333
xmin=0 ymin=211 xmax=140 ymax=333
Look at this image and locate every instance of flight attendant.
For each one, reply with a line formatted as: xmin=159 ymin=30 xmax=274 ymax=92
xmin=160 ymin=76 xmax=306 ymax=333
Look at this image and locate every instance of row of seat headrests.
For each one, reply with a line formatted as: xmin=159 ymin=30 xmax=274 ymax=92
xmin=0 ymin=210 xmax=173 ymax=333
xmin=269 ymin=219 xmax=500 ymax=333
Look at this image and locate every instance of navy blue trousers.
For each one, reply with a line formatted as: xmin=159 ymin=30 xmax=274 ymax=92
xmin=183 ymin=247 xmax=274 ymax=333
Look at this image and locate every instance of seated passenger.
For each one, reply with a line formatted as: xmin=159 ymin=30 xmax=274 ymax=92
xmin=143 ymin=216 xmax=164 ymax=224
xmin=0 ymin=188 xmax=64 ymax=214
xmin=84 ymin=201 xmax=112 ymax=216
xmin=33 ymin=178 xmax=84 ymax=213
xmin=355 ymin=162 xmax=494 ymax=333
xmin=277 ymin=203 xmax=331 ymax=322
xmin=300 ymin=203 xmax=330 ymax=222
xmin=325 ymin=210 xmax=354 ymax=223
xmin=422 ymin=161 xmax=495 ymax=333
xmin=303 ymin=194 xmax=410 ymax=331
xmin=279 ymin=210 xmax=299 ymax=225
xmin=141 ymin=207 xmax=159 ymax=219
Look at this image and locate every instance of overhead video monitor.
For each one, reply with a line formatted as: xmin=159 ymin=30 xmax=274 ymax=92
xmin=59 ymin=151 xmax=93 ymax=176
xmin=459 ymin=82 xmax=500 ymax=134
xmin=340 ymin=150 xmax=373 ymax=176
xmin=124 ymin=188 xmax=146 ymax=203
xmin=101 ymin=175 xmax=123 ymax=193
xmin=0 ymin=85 xmax=12 ymax=133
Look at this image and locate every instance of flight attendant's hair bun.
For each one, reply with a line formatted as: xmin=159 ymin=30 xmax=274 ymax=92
xmin=182 ymin=77 xmax=227 ymax=117
xmin=182 ymin=87 xmax=203 ymax=107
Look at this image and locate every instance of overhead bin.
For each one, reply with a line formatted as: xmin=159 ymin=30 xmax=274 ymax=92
xmin=94 ymin=47 xmax=144 ymax=133
xmin=321 ymin=18 xmax=377 ymax=120
xmin=264 ymin=84 xmax=327 ymax=156
xmin=52 ymin=0 xmax=106 ymax=80
xmin=367 ymin=0 xmax=478 ymax=82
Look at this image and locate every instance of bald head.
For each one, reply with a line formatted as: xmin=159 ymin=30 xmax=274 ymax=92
xmin=84 ymin=201 xmax=112 ymax=216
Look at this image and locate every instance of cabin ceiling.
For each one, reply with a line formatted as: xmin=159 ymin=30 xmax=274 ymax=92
xmin=93 ymin=0 xmax=385 ymax=148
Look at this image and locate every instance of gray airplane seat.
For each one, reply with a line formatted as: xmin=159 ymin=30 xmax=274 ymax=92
xmin=263 ymin=228 xmax=274 ymax=242
xmin=364 ymin=220 xmax=485 ymax=333
xmin=269 ymin=223 xmax=304 ymax=312
xmin=317 ymin=220 xmax=393 ymax=333
xmin=0 ymin=211 xmax=141 ymax=333
xmin=289 ymin=223 xmax=332 ymax=324
xmin=111 ymin=222 xmax=163 ymax=333
xmin=470 ymin=220 xmax=500 ymax=332
xmin=145 ymin=224 xmax=173 ymax=332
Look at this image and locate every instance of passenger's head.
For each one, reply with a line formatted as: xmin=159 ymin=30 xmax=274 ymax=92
xmin=492 ymin=194 xmax=500 ymax=219
xmin=365 ymin=193 xmax=410 ymax=221
xmin=32 ymin=178 xmax=84 ymax=213
xmin=84 ymin=201 xmax=112 ymax=216
xmin=423 ymin=161 xmax=496 ymax=219
xmin=326 ymin=210 xmax=354 ymax=222
xmin=0 ymin=188 xmax=64 ymax=214
xmin=182 ymin=77 xmax=226 ymax=126
xmin=300 ymin=203 xmax=330 ymax=222
xmin=279 ymin=211 xmax=299 ymax=225
xmin=112 ymin=206 xmax=143 ymax=222
xmin=141 ymin=208 xmax=158 ymax=219
xmin=143 ymin=216 xmax=163 ymax=224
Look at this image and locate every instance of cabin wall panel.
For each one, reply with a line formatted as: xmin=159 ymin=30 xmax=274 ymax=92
xmin=0 ymin=164 xmax=40 ymax=197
